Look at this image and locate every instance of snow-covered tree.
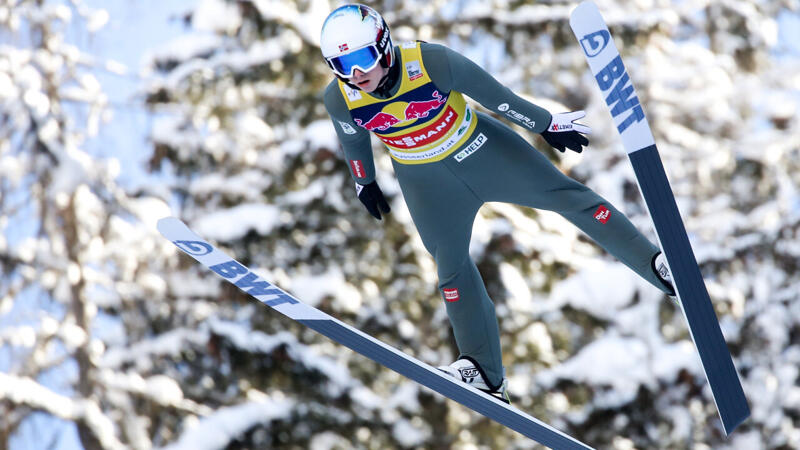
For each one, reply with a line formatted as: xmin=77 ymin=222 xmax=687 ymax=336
xmin=0 ymin=2 xmax=177 ymax=449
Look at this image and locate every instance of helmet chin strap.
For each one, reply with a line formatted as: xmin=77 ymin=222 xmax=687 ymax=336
xmin=371 ymin=56 xmax=400 ymax=98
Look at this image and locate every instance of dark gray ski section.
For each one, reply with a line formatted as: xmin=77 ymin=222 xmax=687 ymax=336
xmin=629 ymin=144 xmax=749 ymax=434
xmin=299 ymin=318 xmax=593 ymax=450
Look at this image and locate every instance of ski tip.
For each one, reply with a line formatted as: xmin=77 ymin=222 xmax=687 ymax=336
xmin=156 ymin=216 xmax=177 ymax=233
xmin=156 ymin=216 xmax=189 ymax=239
xmin=569 ymin=1 xmax=604 ymax=35
xmin=570 ymin=0 xmax=599 ymax=19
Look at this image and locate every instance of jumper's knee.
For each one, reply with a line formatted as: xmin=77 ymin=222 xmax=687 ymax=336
xmin=435 ymin=253 xmax=472 ymax=288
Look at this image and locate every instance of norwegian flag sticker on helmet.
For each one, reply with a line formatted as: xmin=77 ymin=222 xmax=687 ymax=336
xmin=320 ymin=4 xmax=394 ymax=78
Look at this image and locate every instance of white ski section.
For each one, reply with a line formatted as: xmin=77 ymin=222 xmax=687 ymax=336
xmin=569 ymin=2 xmax=686 ymax=327
xmin=569 ymin=1 xmax=675 ymax=295
xmin=156 ymin=217 xmax=593 ymax=449
xmin=157 ymin=217 xmax=328 ymax=321
xmin=569 ymin=1 xmax=655 ymax=153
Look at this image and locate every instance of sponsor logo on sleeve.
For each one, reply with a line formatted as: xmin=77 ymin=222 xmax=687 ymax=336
xmin=505 ymin=109 xmax=536 ymax=129
xmin=350 ymin=159 xmax=365 ymax=178
xmin=497 ymin=103 xmax=535 ymax=129
xmin=594 ymin=205 xmax=611 ymax=224
xmin=338 ymin=120 xmax=357 ymax=135
xmin=443 ymin=288 xmax=460 ymax=302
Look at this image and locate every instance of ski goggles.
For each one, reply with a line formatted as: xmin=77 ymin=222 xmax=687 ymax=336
xmin=326 ymin=44 xmax=381 ymax=78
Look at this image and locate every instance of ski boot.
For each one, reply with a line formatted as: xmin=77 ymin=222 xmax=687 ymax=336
xmin=653 ymin=252 xmax=677 ymax=299
xmin=438 ymin=356 xmax=510 ymax=404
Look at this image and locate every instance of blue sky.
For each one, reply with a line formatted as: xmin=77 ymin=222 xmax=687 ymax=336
xmin=82 ymin=0 xmax=194 ymax=190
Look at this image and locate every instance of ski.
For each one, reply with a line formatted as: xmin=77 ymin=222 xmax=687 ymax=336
xmin=569 ymin=1 xmax=749 ymax=435
xmin=157 ymin=217 xmax=594 ymax=449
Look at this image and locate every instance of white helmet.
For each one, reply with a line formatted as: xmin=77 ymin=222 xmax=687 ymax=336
xmin=320 ymin=4 xmax=394 ymax=79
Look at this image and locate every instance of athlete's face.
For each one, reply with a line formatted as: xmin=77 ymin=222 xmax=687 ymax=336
xmin=350 ymin=65 xmax=388 ymax=92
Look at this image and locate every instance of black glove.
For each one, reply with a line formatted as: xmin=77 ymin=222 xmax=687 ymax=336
xmin=540 ymin=111 xmax=591 ymax=153
xmin=356 ymin=181 xmax=391 ymax=220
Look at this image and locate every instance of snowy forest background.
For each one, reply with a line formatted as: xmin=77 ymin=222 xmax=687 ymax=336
xmin=2 ymin=0 xmax=799 ymax=448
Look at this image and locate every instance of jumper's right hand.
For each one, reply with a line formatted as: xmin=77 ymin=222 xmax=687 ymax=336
xmin=356 ymin=181 xmax=391 ymax=220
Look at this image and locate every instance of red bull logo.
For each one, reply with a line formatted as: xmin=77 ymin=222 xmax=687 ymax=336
xmin=404 ymin=90 xmax=446 ymax=120
xmin=353 ymin=91 xmax=448 ymax=132
xmin=354 ymin=112 xmax=400 ymax=132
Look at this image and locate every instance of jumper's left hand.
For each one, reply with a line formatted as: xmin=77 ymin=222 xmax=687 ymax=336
xmin=540 ymin=111 xmax=591 ymax=153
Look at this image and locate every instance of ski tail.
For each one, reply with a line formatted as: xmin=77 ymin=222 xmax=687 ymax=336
xmin=569 ymin=1 xmax=749 ymax=435
xmin=627 ymin=146 xmax=750 ymax=434
xmin=157 ymin=217 xmax=595 ymax=449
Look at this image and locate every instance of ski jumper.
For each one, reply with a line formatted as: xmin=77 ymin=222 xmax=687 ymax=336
xmin=323 ymin=41 xmax=670 ymax=387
